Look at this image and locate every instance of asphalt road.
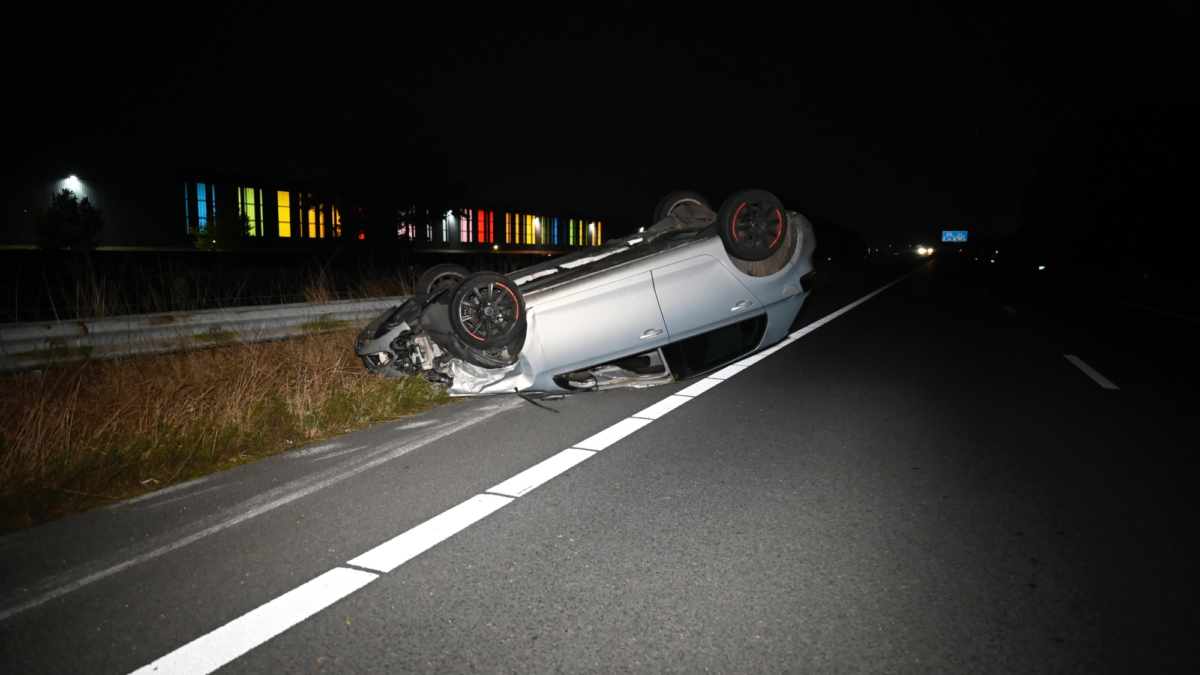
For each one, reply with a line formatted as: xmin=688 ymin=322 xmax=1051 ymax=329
xmin=1 ymin=255 xmax=1196 ymax=674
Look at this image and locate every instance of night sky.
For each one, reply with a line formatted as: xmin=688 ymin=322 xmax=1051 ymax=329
xmin=13 ymin=2 xmax=1198 ymax=243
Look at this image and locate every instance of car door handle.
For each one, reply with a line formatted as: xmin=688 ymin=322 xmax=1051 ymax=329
xmin=731 ymin=300 xmax=754 ymax=311
xmin=640 ymin=328 xmax=664 ymax=339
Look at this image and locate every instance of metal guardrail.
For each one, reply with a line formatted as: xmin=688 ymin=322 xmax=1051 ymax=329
xmin=0 ymin=296 xmax=408 ymax=374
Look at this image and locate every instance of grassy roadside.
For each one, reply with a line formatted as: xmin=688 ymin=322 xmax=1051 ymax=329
xmin=0 ymin=326 xmax=453 ymax=534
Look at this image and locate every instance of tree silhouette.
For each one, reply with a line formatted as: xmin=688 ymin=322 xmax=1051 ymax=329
xmin=192 ymin=206 xmax=251 ymax=251
xmin=35 ymin=189 xmax=104 ymax=250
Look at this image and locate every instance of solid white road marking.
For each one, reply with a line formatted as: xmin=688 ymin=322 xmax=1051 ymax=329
xmin=631 ymin=395 xmax=692 ymax=420
xmin=788 ymin=266 xmax=920 ymax=341
xmin=675 ymin=377 xmax=722 ymax=397
xmin=347 ymin=494 xmax=513 ymax=573
xmin=0 ymin=400 xmax=521 ymax=624
xmin=1003 ymin=305 xmax=1016 ymax=314
xmin=738 ymin=338 xmax=795 ymax=365
xmin=709 ymin=364 xmax=748 ymax=380
xmin=123 ymin=267 xmax=924 ymax=675
xmin=574 ymin=417 xmax=654 ymax=451
xmin=129 ymin=567 xmax=377 ymax=675
xmin=488 ymin=449 xmax=596 ymax=498
xmin=1064 ymin=355 xmax=1120 ymax=390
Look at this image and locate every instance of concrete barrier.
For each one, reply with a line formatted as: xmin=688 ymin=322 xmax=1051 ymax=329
xmin=0 ymin=296 xmax=407 ymax=373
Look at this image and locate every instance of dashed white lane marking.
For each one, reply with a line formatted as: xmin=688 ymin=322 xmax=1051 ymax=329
xmin=347 ymin=494 xmax=513 ymax=573
xmin=129 ymin=567 xmax=377 ymax=675
xmin=1003 ymin=305 xmax=1016 ymax=314
xmin=574 ymin=417 xmax=654 ymax=450
xmin=631 ymin=394 xmax=692 ymax=420
xmin=1064 ymin=355 xmax=1120 ymax=390
xmin=124 ymin=267 xmax=922 ymax=675
xmin=488 ymin=449 xmax=596 ymax=498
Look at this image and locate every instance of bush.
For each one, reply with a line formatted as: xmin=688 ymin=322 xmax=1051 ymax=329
xmin=193 ymin=208 xmax=251 ymax=251
xmin=35 ymin=189 xmax=104 ymax=250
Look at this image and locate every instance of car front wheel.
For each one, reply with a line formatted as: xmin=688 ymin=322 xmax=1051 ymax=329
xmin=449 ymin=272 xmax=527 ymax=349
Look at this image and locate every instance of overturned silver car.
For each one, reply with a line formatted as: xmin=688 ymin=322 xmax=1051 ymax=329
xmin=355 ymin=189 xmax=817 ymax=395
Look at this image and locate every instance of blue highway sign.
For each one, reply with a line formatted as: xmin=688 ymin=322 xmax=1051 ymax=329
xmin=942 ymin=231 xmax=968 ymax=242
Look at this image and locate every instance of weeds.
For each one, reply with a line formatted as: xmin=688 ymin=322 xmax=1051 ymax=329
xmin=1 ymin=250 xmax=551 ymax=323
xmin=0 ymin=327 xmax=453 ymax=533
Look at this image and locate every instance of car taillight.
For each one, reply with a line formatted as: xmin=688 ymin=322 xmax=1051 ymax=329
xmin=799 ymin=270 xmax=816 ymax=291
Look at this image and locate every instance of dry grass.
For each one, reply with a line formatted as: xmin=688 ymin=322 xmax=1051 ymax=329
xmin=0 ymin=327 xmax=453 ymax=533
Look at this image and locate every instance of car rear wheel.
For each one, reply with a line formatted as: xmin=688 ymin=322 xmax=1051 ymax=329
xmin=652 ymin=190 xmax=711 ymax=224
xmin=717 ymin=189 xmax=790 ymax=262
xmin=449 ymin=272 xmax=527 ymax=349
xmin=415 ymin=264 xmax=471 ymax=295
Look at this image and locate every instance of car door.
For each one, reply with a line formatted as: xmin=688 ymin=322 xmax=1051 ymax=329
xmin=651 ymin=254 xmax=763 ymax=341
xmin=533 ymin=271 xmax=670 ymax=373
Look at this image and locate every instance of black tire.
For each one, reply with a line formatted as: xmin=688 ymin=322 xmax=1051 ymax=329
xmin=716 ymin=189 xmax=790 ymax=262
xmin=652 ymin=191 xmax=710 ymax=223
xmin=449 ymin=272 xmax=527 ymax=349
xmin=415 ymin=264 xmax=471 ymax=295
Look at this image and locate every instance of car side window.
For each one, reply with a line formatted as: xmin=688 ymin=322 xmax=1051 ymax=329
xmin=662 ymin=315 xmax=766 ymax=380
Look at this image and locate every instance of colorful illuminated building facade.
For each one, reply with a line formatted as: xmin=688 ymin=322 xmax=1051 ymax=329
xmin=6 ymin=163 xmax=616 ymax=251
xmin=184 ymin=182 xmax=606 ymax=250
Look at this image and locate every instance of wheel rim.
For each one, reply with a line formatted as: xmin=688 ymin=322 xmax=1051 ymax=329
xmin=458 ymin=282 xmax=520 ymax=342
xmin=429 ymin=271 xmax=464 ymax=292
xmin=729 ymin=200 xmax=784 ymax=256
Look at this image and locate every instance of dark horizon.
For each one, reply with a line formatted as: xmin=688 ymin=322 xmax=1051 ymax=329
xmin=10 ymin=3 xmax=1198 ymax=244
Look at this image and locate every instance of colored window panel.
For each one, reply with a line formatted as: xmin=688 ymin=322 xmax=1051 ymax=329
xmin=183 ymin=183 xmax=189 ymax=233
xmin=332 ymin=206 xmax=340 ymax=238
xmin=597 ymin=221 xmax=602 ymax=245
xmin=308 ymin=205 xmax=324 ymax=238
xmin=277 ymin=191 xmax=291 ymax=238
xmin=240 ymin=187 xmax=264 ymax=236
xmin=196 ymin=184 xmax=209 ymax=231
xmin=525 ymin=214 xmax=533 ymax=244
xmin=238 ymin=187 xmax=261 ymax=236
